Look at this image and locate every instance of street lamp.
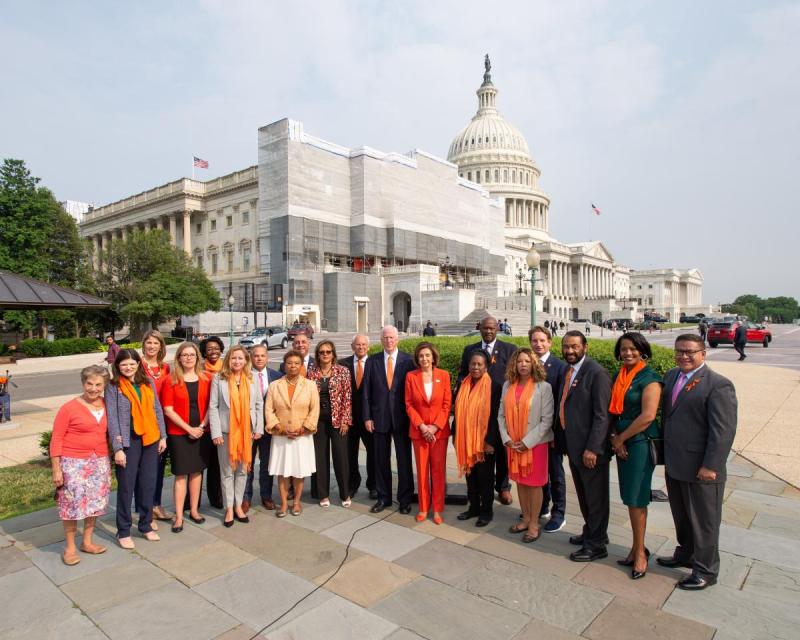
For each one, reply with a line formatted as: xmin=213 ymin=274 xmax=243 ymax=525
xmin=525 ymin=244 xmax=541 ymax=328
xmin=439 ymin=255 xmax=452 ymax=289
xmin=516 ymin=268 xmax=525 ymax=295
xmin=227 ymin=294 xmax=235 ymax=344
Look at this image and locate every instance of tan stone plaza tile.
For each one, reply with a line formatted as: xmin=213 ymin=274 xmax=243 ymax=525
xmin=159 ymin=538 xmax=256 ymax=587
xmin=412 ymin=518 xmax=481 ymax=545
xmin=513 ymin=619 xmax=585 ymax=640
xmin=0 ymin=545 xmax=32 ymax=577
xmin=572 ymin=562 xmax=677 ymax=608
xmin=314 ymin=554 xmax=418 ymax=608
xmin=721 ymin=501 xmax=756 ymax=528
xmin=467 ymin=533 xmax=584 ymax=579
xmin=584 ymin=597 xmax=715 ymax=640
xmin=214 ymin=623 xmax=259 ymax=640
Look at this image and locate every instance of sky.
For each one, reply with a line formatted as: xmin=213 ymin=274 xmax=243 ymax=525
xmin=2 ymin=0 xmax=797 ymax=305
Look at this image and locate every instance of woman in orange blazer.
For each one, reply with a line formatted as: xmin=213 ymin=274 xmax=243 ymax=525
xmin=405 ymin=341 xmax=452 ymax=524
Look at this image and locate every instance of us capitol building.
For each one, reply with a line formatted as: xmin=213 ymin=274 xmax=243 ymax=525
xmin=79 ymin=56 xmax=709 ymax=333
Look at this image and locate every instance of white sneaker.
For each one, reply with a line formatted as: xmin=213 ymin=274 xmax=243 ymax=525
xmin=539 ymin=509 xmax=551 ymax=519
xmin=544 ymin=518 xmax=566 ymax=533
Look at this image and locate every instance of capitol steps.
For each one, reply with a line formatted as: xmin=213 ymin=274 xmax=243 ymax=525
xmin=434 ymin=296 xmax=566 ymax=336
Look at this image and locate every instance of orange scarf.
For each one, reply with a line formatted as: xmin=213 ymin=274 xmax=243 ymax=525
xmin=503 ymin=379 xmax=535 ymax=478
xmin=454 ymin=373 xmax=492 ymax=476
xmin=118 ymin=378 xmax=160 ymax=446
xmin=609 ymin=360 xmax=646 ymax=415
xmin=205 ymin=359 xmax=223 ymax=375
xmin=227 ymin=375 xmax=252 ymax=469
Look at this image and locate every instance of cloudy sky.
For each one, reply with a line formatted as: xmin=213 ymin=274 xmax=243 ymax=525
xmin=2 ymin=1 xmax=797 ymax=304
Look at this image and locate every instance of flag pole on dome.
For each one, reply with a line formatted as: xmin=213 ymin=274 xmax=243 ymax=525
xmin=192 ymin=156 xmax=209 ymax=180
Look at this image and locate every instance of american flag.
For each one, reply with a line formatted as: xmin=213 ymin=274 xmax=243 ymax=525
xmin=193 ymin=156 xmax=209 ymax=169
xmin=591 ymin=203 xmax=601 ymax=216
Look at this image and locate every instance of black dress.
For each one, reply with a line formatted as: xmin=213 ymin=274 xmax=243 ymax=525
xmin=167 ymin=381 xmax=211 ymax=475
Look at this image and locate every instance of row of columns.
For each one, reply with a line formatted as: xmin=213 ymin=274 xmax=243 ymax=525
xmin=543 ymin=261 xmax=616 ymax=300
xmin=546 ymin=260 xmax=572 ymax=298
xmin=89 ymin=210 xmax=193 ymax=270
xmin=506 ymin=198 xmax=548 ymax=231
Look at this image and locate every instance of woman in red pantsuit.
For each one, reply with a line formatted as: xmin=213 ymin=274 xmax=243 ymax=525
xmin=405 ymin=342 xmax=452 ymax=525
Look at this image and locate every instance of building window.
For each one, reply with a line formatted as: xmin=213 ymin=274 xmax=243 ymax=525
xmin=485 ymin=170 xmax=490 ymax=182
xmin=226 ymin=215 xmax=233 ymax=228
xmin=211 ymin=254 xmax=218 ymax=275
xmin=242 ymin=247 xmax=251 ymax=271
xmin=648 ymin=284 xmax=653 ymax=289
xmin=503 ymin=169 xmax=508 ymax=182
xmin=494 ymin=169 xmax=499 ymax=181
xmin=227 ymin=251 xmax=233 ymax=273
xmin=512 ymin=170 xmax=516 ymax=183
xmin=210 ymin=219 xmax=217 ymax=232
xmin=475 ymin=171 xmax=480 ymax=183
xmin=467 ymin=171 xmax=472 ymax=181
xmin=196 ymin=254 xmax=203 ymax=269
xmin=195 ymin=222 xmax=202 ymax=234
xmin=242 ymin=210 xmax=249 ymax=225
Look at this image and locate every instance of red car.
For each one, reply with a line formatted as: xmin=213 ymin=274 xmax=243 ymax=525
xmin=707 ymin=321 xmax=772 ymax=348
xmin=287 ymin=322 xmax=315 ymax=340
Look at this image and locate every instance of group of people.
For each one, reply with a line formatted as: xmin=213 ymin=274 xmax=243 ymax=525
xmin=51 ymin=317 xmax=737 ymax=591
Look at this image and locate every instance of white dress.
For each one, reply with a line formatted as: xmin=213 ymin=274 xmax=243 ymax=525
xmin=269 ymin=433 xmax=316 ymax=478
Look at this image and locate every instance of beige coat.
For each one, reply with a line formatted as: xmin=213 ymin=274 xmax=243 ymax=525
xmin=265 ymin=377 xmax=320 ymax=435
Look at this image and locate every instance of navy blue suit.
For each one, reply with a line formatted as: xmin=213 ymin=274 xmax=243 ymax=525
xmin=539 ymin=353 xmax=569 ymax=523
xmin=362 ymin=350 xmax=416 ymax=506
xmin=244 ymin=367 xmax=283 ymax=503
xmin=340 ymin=356 xmax=374 ymax=495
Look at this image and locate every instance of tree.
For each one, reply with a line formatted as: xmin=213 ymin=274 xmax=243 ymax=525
xmin=723 ymin=294 xmax=799 ymax=323
xmin=96 ymin=229 xmax=220 ymax=337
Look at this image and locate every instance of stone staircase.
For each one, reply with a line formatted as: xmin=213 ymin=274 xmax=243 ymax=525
xmin=435 ymin=295 xmax=567 ymax=335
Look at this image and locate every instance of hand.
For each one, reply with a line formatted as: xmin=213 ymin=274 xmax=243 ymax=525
xmin=582 ymin=449 xmax=597 ymax=469
xmin=340 ymin=425 xmax=349 ymax=436
xmin=212 ymin=437 xmax=224 ymax=446
xmin=513 ymin=441 xmax=528 ymax=452
xmin=188 ymin=426 xmax=204 ymax=439
xmin=253 ymin=432 xmax=262 ymax=440
xmin=52 ymin=469 xmax=63 ymax=488
xmin=365 ymin=420 xmax=375 ymax=433
xmin=157 ymin=438 xmax=167 ymax=454
xmin=615 ymin=444 xmax=628 ymax=460
xmin=114 ymin=450 xmax=127 ymax=468
xmin=484 ymin=443 xmax=495 ymax=455
xmin=697 ymin=466 xmax=717 ymax=481
xmin=286 ymin=430 xmax=299 ymax=440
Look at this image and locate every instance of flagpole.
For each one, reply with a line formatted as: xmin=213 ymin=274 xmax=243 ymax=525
xmin=192 ymin=157 xmax=195 ymax=181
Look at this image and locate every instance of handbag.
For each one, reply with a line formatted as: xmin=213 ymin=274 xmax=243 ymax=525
xmin=647 ymin=436 xmax=664 ymax=466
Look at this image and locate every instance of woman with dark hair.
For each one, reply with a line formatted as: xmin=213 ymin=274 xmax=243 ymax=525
xmin=106 ymin=349 xmax=167 ymax=549
xmin=454 ymin=349 xmax=502 ymax=526
xmin=499 ymin=347 xmax=554 ymax=543
xmin=609 ymin=332 xmax=662 ymax=579
xmin=405 ymin=341 xmax=452 ymax=524
xmin=307 ymin=340 xmax=353 ymax=507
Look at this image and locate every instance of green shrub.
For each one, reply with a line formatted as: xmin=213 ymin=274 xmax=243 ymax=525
xmin=21 ymin=338 xmax=103 ymax=357
xmin=39 ymin=430 xmax=52 ymax=457
xmin=0 ymin=344 xmax=8 ymax=356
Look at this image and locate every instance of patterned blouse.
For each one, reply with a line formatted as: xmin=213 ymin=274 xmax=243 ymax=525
xmin=306 ymin=363 xmax=353 ymax=429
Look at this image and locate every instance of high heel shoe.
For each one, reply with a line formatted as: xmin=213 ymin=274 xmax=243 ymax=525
xmin=616 ymin=547 xmax=650 ymax=567
xmin=433 ymin=513 xmax=443 ymax=525
xmin=415 ymin=512 xmax=428 ymax=522
xmin=631 ymin=566 xmax=647 ymax=580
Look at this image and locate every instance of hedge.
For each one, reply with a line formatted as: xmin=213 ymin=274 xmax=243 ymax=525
xmin=20 ymin=338 xmax=104 ymax=358
xmin=99 ymin=337 xmax=182 ymax=352
xmin=369 ymin=335 xmax=675 ymax=382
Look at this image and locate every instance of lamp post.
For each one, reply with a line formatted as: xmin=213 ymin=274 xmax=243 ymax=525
xmin=227 ymin=294 xmax=235 ymax=345
xmin=525 ymin=244 xmax=541 ymax=329
xmin=439 ymin=255 xmax=452 ymax=289
xmin=516 ymin=268 xmax=525 ymax=295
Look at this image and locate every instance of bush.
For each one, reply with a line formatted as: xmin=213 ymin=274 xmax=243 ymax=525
xmin=39 ymin=430 xmax=52 ymax=457
xmin=20 ymin=337 xmax=104 ymax=357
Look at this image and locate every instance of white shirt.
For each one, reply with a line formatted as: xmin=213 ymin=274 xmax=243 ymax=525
xmin=89 ymin=408 xmax=105 ymax=423
xmin=353 ymin=354 xmax=367 ymax=368
xmin=253 ymin=368 xmax=269 ymax=396
xmin=424 ymin=381 xmax=433 ymax=401
xmin=383 ymin=350 xmax=398 ymax=374
xmin=539 ymin=351 xmax=551 ymax=364
xmin=568 ymin=355 xmax=587 ymax=377
xmin=482 ymin=340 xmax=497 ymax=354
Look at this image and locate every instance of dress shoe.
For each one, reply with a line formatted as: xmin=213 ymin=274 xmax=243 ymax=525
xmin=433 ymin=514 xmax=443 ymax=525
xmin=569 ymin=534 xmax=609 ymax=546
xmin=223 ymin=519 xmax=234 ymax=528
xmin=570 ymin=547 xmax=608 ymax=562
xmin=650 ymin=489 xmax=669 ymax=502
xmin=457 ymin=510 xmax=477 ymax=521
xmin=369 ymin=489 xmax=379 ymax=500
xmin=262 ymin=498 xmax=275 ymax=510
xmin=171 ymin=523 xmax=183 ymax=533
xmin=415 ymin=512 xmax=428 ymax=522
xmin=498 ymin=490 xmax=513 ymax=505
xmin=677 ymin=574 xmax=716 ymax=590
xmin=475 ymin=518 xmax=491 ymax=527
xmin=241 ymin=500 xmax=251 ymax=514
xmin=188 ymin=514 xmax=206 ymax=524
xmin=399 ymin=504 xmax=412 ymax=515
xmin=234 ymin=514 xmax=250 ymax=524
xmin=631 ymin=567 xmax=647 ymax=580
xmin=370 ymin=501 xmax=387 ymax=513
xmin=152 ymin=506 xmax=173 ymax=521
xmin=656 ymin=555 xmax=694 ymax=569
xmin=617 ymin=548 xmax=650 ymax=567
xmin=544 ymin=518 xmax=566 ymax=533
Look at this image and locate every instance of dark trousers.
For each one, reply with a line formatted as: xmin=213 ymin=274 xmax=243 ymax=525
xmin=665 ymin=473 xmax=723 ymax=579
xmin=541 ymin=447 xmax=567 ymax=522
xmin=734 ymin=342 xmax=746 ymax=359
xmin=311 ymin=419 xmax=350 ymax=501
xmin=205 ymin=450 xmax=223 ymax=508
xmin=116 ymin=435 xmax=158 ymax=538
xmin=569 ymin=459 xmax=610 ymax=551
xmin=135 ymin=449 xmax=168 ymax=511
xmin=347 ymin=422 xmax=375 ymax=495
xmin=244 ymin=434 xmax=273 ymax=503
xmin=494 ymin=441 xmax=511 ymax=493
xmin=466 ymin=454 xmax=495 ymax=519
xmin=373 ymin=428 xmax=413 ymax=506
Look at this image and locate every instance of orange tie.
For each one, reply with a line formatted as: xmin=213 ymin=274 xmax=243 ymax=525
xmin=386 ymin=355 xmax=394 ymax=389
xmin=356 ymin=359 xmax=364 ymax=389
xmin=559 ymin=367 xmax=574 ymax=429
xmin=301 ymin=363 xmax=307 ymax=377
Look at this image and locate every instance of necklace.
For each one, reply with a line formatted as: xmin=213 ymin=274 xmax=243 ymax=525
xmin=144 ymin=361 xmax=162 ymax=378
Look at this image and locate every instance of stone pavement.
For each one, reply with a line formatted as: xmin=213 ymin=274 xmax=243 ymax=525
xmin=2 ymin=441 xmax=800 ymax=640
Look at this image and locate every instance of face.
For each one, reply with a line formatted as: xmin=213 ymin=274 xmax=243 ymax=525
xmin=516 ymin=352 xmax=533 ymax=378
xmin=106 ymin=336 xmax=113 ymax=344
xmin=143 ymin=337 xmax=161 ymax=358
xmin=229 ymin=349 xmax=247 ymax=372
xmin=562 ymin=336 xmax=587 ymax=364
xmin=82 ymin=375 xmax=105 ymax=400
xmin=352 ymin=335 xmax=369 ymax=358
xmin=529 ymin=330 xmax=551 ymax=357
xmin=178 ymin=348 xmax=198 ymax=372
xmin=205 ymin=341 xmax=222 ymax=363
xmin=284 ymin=356 xmax=302 ymax=377
xmin=469 ymin=354 xmax=487 ymax=380
xmin=480 ymin=318 xmax=498 ymax=344
xmin=251 ymin=347 xmax=268 ymax=371
xmin=317 ymin=343 xmax=334 ymax=364
xmin=618 ymin=338 xmax=642 ymax=367
xmin=674 ymin=340 xmax=706 ymax=373
xmin=381 ymin=328 xmax=398 ymax=352
xmin=118 ymin=358 xmax=139 ymax=380
xmin=416 ymin=348 xmax=433 ymax=370
xmin=293 ymin=335 xmax=309 ymax=357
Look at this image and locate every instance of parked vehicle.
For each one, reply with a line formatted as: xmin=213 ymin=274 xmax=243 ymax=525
xmin=680 ymin=315 xmax=702 ymax=324
xmin=287 ymin=322 xmax=315 ymax=340
xmin=707 ymin=321 xmax=772 ymax=348
xmin=238 ymin=326 xmax=289 ymax=349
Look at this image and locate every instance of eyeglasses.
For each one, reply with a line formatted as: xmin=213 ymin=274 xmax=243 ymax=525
xmin=179 ymin=353 xmax=197 ymax=358
xmin=318 ymin=350 xmax=333 ymax=355
xmin=674 ymin=349 xmax=704 ymax=357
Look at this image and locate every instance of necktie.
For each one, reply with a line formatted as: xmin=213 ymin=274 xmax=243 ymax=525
xmin=559 ymin=366 xmax=575 ymax=429
xmin=259 ymin=371 xmax=265 ymax=397
xmin=484 ymin=343 xmax=491 ymax=356
xmin=300 ymin=362 xmax=307 ymax=377
xmin=671 ymin=372 xmax=687 ymax=406
xmin=356 ymin=359 xmax=363 ymax=389
xmin=386 ymin=355 xmax=394 ymax=389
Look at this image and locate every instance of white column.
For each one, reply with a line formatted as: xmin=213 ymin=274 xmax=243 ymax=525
xmin=168 ymin=214 xmax=177 ymax=246
xmin=547 ymin=261 xmax=553 ymax=297
xmin=560 ymin=262 xmax=566 ymax=296
xmin=568 ymin=265 xmax=573 ymax=299
xmin=183 ymin=210 xmax=192 ymax=253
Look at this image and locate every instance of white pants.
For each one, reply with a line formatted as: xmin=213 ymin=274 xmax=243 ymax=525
xmin=217 ymin=434 xmax=248 ymax=509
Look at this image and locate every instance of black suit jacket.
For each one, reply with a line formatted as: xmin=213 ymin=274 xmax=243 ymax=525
xmin=362 ymin=351 xmax=415 ymax=434
xmin=542 ymin=353 xmax=569 ymax=454
xmin=458 ymin=339 xmax=517 ymax=386
xmin=279 ymin=356 xmax=315 ymax=374
xmin=339 ymin=356 xmax=366 ymax=428
xmin=559 ymin=356 xmax=612 ymax=464
xmin=733 ymin=325 xmax=747 ymax=346
xmin=662 ymin=366 xmax=737 ymax=483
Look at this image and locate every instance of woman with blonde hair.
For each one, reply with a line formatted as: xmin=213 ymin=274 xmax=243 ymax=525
xmin=161 ymin=342 xmax=212 ymax=532
xmin=499 ymin=347 xmax=554 ymax=543
xmin=209 ymin=345 xmax=264 ymax=527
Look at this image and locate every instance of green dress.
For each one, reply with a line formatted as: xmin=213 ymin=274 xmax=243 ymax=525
xmin=614 ymin=366 xmax=662 ymax=507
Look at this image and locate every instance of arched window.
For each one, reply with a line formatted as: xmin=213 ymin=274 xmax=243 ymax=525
xmin=485 ymin=170 xmax=490 ymax=182
xmin=467 ymin=171 xmax=472 ymax=181
xmin=503 ymin=169 xmax=508 ymax=182
xmin=512 ymin=170 xmax=516 ymax=183
xmin=494 ymin=169 xmax=499 ymax=182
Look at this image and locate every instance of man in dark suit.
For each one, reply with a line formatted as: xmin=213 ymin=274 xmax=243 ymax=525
xmin=242 ymin=344 xmax=283 ymax=513
xmin=529 ymin=326 xmax=568 ymax=532
xmin=339 ymin=333 xmax=376 ymax=500
xmin=363 ymin=325 xmax=416 ymax=513
xmin=560 ymin=330 xmax=612 ymax=562
xmin=733 ymin=322 xmax=748 ymax=361
xmin=458 ymin=315 xmax=518 ymax=505
xmin=279 ymin=334 xmax=315 ymax=373
xmin=657 ymin=334 xmax=737 ymax=590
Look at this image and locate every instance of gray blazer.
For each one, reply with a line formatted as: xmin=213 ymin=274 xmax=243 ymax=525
xmin=662 ymin=365 xmax=738 ymax=484
xmin=105 ymin=381 xmax=167 ymax=453
xmin=209 ymin=374 xmax=264 ymax=440
xmin=498 ymin=380 xmax=554 ymax=449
